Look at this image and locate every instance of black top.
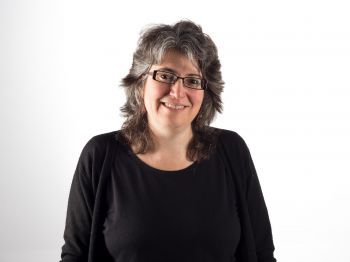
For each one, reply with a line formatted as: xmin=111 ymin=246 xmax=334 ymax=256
xmin=102 ymin=137 xmax=241 ymax=261
xmin=60 ymin=128 xmax=277 ymax=262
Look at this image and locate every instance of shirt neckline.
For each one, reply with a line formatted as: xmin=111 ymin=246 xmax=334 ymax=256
xmin=116 ymin=133 xmax=198 ymax=176
xmin=131 ymin=151 xmax=198 ymax=176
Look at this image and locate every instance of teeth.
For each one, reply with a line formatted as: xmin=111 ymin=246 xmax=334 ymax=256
xmin=164 ymin=102 xmax=185 ymax=110
xmin=174 ymin=104 xmax=184 ymax=109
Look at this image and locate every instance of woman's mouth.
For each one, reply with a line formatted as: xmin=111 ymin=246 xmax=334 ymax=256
xmin=160 ymin=102 xmax=188 ymax=110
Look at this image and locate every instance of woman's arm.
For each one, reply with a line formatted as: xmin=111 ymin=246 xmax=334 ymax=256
xmin=60 ymin=159 xmax=94 ymax=262
xmin=59 ymin=135 xmax=105 ymax=262
xmin=241 ymin=137 xmax=277 ymax=262
xmin=218 ymin=129 xmax=277 ymax=262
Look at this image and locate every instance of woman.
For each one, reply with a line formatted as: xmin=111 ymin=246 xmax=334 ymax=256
xmin=60 ymin=20 xmax=277 ymax=262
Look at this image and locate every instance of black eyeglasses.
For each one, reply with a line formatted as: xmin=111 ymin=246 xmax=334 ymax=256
xmin=147 ymin=70 xmax=207 ymax=90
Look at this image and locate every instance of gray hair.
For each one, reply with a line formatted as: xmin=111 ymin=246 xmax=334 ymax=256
xmin=120 ymin=20 xmax=224 ymax=161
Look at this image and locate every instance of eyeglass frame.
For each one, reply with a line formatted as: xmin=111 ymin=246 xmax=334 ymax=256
xmin=145 ymin=70 xmax=207 ymax=90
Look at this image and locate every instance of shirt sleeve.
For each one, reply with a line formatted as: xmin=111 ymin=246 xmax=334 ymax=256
xmin=240 ymin=137 xmax=277 ymax=262
xmin=59 ymin=140 xmax=97 ymax=262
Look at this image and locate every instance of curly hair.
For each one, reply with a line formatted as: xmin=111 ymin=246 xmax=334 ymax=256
xmin=120 ymin=20 xmax=224 ymax=162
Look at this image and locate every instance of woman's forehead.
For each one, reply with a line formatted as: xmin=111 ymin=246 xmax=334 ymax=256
xmin=156 ymin=49 xmax=201 ymax=75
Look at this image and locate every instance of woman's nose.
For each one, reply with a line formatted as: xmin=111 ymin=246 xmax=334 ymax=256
xmin=169 ymin=79 xmax=185 ymax=99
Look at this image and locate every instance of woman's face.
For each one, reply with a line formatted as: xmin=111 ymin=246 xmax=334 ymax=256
xmin=142 ymin=50 xmax=204 ymax=132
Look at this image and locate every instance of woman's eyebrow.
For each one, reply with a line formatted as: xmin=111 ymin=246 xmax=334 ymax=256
xmin=158 ymin=67 xmax=201 ymax=78
xmin=186 ymin=73 xmax=202 ymax=78
xmin=157 ymin=67 xmax=177 ymax=74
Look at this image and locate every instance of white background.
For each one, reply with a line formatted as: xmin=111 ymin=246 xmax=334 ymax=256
xmin=1 ymin=0 xmax=349 ymax=261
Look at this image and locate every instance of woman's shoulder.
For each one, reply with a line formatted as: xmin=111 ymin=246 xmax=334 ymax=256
xmin=78 ymin=130 xmax=125 ymax=160
xmin=208 ymin=127 xmax=254 ymax=163
xmin=83 ymin=130 xmax=118 ymax=148
xmin=212 ymin=127 xmax=248 ymax=149
xmin=74 ymin=130 xmax=126 ymax=181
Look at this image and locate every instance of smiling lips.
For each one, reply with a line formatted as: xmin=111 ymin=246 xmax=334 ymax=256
xmin=160 ymin=102 xmax=190 ymax=110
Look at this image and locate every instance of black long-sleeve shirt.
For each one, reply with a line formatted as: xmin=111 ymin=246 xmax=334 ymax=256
xmin=60 ymin=128 xmax=276 ymax=262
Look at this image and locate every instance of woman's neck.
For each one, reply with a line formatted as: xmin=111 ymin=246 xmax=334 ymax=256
xmin=147 ymin=125 xmax=193 ymax=160
xmin=132 ymin=125 xmax=194 ymax=170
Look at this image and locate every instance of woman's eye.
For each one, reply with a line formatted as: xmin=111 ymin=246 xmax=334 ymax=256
xmin=160 ymin=74 xmax=170 ymax=79
xmin=189 ymin=78 xmax=200 ymax=84
xmin=160 ymin=73 xmax=175 ymax=81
